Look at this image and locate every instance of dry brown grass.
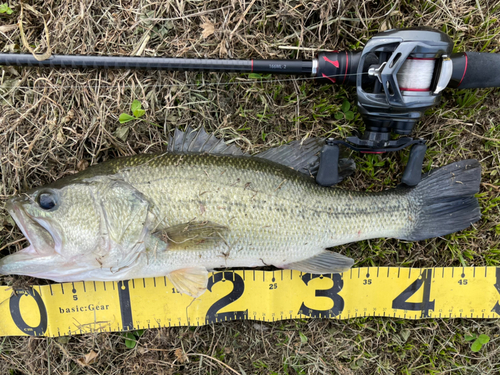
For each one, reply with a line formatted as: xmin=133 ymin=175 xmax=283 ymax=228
xmin=1 ymin=0 xmax=500 ymax=374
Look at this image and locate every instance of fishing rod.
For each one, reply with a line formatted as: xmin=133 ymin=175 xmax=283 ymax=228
xmin=1 ymin=27 xmax=499 ymax=186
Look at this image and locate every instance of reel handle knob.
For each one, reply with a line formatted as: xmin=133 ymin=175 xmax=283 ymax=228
xmin=316 ymin=143 xmax=340 ymax=186
xmin=401 ymin=142 xmax=427 ymax=186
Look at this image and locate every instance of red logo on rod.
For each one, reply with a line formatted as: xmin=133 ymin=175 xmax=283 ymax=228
xmin=323 ymin=56 xmax=339 ymax=68
xmin=322 ymin=73 xmax=336 ymax=83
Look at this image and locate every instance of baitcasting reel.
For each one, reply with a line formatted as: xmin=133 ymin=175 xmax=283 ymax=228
xmin=315 ymin=27 xmax=454 ymax=187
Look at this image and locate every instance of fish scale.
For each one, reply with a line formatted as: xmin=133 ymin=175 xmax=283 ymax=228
xmin=113 ymin=153 xmax=407 ymax=266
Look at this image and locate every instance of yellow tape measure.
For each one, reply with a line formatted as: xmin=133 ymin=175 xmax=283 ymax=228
xmin=1 ymin=267 xmax=499 ymax=337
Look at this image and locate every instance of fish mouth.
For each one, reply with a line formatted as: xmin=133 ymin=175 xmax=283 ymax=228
xmin=0 ymin=198 xmax=66 ymax=278
xmin=5 ymin=197 xmax=59 ymax=256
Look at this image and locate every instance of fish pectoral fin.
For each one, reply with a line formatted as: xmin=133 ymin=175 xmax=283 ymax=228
xmin=156 ymin=221 xmax=229 ymax=250
xmin=168 ymin=266 xmax=209 ymax=298
xmin=283 ymin=250 xmax=354 ymax=274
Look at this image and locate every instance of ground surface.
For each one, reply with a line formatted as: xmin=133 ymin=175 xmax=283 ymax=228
xmin=1 ymin=0 xmax=500 ymax=374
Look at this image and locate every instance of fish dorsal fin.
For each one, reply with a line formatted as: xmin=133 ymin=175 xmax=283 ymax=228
xmin=167 ymin=127 xmax=245 ymax=156
xmin=255 ymin=138 xmax=356 ymax=180
xmin=167 ymin=128 xmax=355 ymax=180
xmin=254 ymin=137 xmax=325 ymax=177
xmin=155 ymin=221 xmax=229 ymax=251
xmin=168 ymin=266 xmax=209 ymax=297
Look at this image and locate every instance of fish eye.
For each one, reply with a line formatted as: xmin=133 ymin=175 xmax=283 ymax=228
xmin=37 ymin=191 xmax=58 ymax=210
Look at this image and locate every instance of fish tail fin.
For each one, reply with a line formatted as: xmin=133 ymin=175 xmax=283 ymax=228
xmin=401 ymin=159 xmax=481 ymax=241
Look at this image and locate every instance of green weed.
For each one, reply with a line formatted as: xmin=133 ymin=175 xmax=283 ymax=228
xmin=0 ymin=3 xmax=13 ymax=14
xmin=465 ymin=333 xmax=490 ymax=352
xmin=334 ymin=100 xmax=355 ymax=121
xmin=116 ymin=100 xmax=160 ymax=140
xmin=121 ymin=329 xmax=144 ymax=349
xmin=119 ymin=100 xmax=146 ymax=124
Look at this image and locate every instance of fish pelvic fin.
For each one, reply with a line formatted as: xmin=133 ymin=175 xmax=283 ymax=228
xmin=168 ymin=266 xmax=209 ymax=298
xmin=401 ymin=159 xmax=481 ymax=241
xmin=283 ymin=250 xmax=354 ymax=274
xmin=155 ymin=221 xmax=229 ymax=251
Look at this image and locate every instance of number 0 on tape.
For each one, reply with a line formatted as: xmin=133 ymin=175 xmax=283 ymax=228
xmin=1 ymin=267 xmax=499 ymax=337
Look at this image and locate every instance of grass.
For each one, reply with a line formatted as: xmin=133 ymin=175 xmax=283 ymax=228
xmin=1 ymin=0 xmax=500 ymax=374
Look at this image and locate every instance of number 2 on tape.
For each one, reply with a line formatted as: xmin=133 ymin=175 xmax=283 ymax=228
xmin=205 ymin=272 xmax=248 ymax=323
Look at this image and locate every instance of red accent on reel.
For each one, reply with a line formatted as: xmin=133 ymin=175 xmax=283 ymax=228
xmin=399 ymin=87 xmax=430 ymax=92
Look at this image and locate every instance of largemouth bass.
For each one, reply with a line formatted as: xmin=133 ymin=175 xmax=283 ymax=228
xmin=0 ymin=128 xmax=481 ymax=297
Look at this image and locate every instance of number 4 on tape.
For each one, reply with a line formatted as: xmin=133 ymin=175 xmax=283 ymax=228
xmin=392 ymin=269 xmax=434 ymax=318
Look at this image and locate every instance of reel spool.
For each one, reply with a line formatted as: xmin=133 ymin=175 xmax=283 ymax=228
xmin=316 ymin=27 xmax=454 ymax=187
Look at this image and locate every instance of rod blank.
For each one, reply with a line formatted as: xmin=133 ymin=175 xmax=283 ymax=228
xmin=0 ymin=53 xmax=313 ymax=75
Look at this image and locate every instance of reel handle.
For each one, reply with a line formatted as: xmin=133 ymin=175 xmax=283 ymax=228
xmin=401 ymin=142 xmax=427 ymax=187
xmin=316 ymin=143 xmax=340 ymax=187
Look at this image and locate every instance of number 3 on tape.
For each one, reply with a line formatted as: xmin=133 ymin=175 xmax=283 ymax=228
xmin=299 ymin=273 xmax=344 ymax=318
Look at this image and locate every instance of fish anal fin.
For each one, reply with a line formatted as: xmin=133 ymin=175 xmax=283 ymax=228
xmin=168 ymin=266 xmax=209 ymax=298
xmin=283 ymin=250 xmax=354 ymax=274
xmin=156 ymin=221 xmax=228 ymax=250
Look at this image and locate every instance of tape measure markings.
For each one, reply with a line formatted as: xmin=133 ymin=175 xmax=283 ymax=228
xmin=1 ymin=266 xmax=500 ymax=337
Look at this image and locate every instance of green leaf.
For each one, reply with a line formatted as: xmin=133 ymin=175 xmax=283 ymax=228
xmin=341 ymin=100 xmax=351 ymax=113
xmin=119 ymin=113 xmax=135 ymax=123
xmin=299 ymin=331 xmax=308 ymax=344
xmin=133 ymin=108 xmax=146 ymax=118
xmin=464 ymin=334 xmax=477 ymax=342
xmin=471 ymin=339 xmax=482 ymax=352
xmin=334 ymin=112 xmax=344 ymax=120
xmin=478 ymin=334 xmax=490 ymax=344
xmin=0 ymin=4 xmax=14 ymax=14
xmin=248 ymin=73 xmax=262 ymax=79
xmin=131 ymin=100 xmax=142 ymax=113
xmin=135 ymin=329 xmax=145 ymax=337
xmin=125 ymin=332 xmax=136 ymax=349
xmin=345 ymin=111 xmax=354 ymax=120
